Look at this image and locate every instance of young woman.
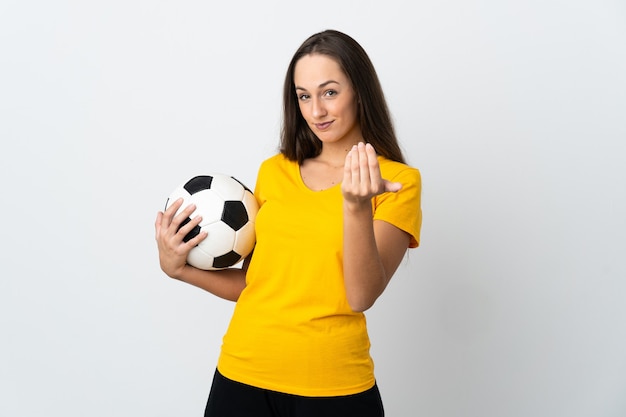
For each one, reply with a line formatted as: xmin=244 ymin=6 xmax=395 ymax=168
xmin=155 ymin=29 xmax=422 ymax=417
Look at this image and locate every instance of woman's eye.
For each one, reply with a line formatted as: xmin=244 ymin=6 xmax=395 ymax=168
xmin=325 ymin=90 xmax=337 ymax=97
xmin=298 ymin=94 xmax=310 ymax=101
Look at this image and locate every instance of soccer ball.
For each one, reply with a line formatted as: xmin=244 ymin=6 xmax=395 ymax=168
xmin=165 ymin=174 xmax=258 ymax=270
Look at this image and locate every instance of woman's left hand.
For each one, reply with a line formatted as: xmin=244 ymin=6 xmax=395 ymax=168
xmin=341 ymin=142 xmax=402 ymax=206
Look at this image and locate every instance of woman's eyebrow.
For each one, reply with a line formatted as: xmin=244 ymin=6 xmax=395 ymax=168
xmin=295 ymin=80 xmax=340 ymax=91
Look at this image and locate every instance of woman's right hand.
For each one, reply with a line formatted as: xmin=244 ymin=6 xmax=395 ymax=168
xmin=154 ymin=198 xmax=207 ymax=279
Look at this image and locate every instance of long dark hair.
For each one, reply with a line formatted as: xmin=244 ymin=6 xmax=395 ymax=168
xmin=280 ymin=29 xmax=406 ymax=164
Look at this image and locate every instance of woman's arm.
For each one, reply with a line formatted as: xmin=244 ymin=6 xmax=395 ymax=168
xmin=155 ymin=198 xmax=247 ymax=301
xmin=341 ymin=142 xmax=411 ymax=312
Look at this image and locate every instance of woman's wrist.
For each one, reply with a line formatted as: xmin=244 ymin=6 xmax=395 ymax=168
xmin=343 ymin=198 xmax=372 ymax=215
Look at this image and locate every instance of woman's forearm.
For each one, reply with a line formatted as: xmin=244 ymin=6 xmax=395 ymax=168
xmin=170 ymin=265 xmax=247 ymax=302
xmin=342 ymin=202 xmax=388 ymax=312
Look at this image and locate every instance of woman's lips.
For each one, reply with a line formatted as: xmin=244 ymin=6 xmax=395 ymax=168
xmin=315 ymin=121 xmax=333 ymax=131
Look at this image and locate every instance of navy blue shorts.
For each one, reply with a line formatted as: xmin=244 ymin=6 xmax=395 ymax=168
xmin=204 ymin=369 xmax=385 ymax=417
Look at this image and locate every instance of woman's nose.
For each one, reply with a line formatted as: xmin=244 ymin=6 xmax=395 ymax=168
xmin=311 ymin=97 xmax=327 ymax=118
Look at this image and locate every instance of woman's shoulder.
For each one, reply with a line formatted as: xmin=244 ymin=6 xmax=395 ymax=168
xmin=377 ymin=157 xmax=421 ymax=182
xmin=260 ymin=153 xmax=293 ymax=167
xmin=258 ymin=153 xmax=298 ymax=177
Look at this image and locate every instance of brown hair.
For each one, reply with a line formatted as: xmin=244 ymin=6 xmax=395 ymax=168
xmin=279 ymin=29 xmax=406 ymax=164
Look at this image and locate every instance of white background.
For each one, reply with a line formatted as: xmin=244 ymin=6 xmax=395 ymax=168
xmin=1 ymin=1 xmax=625 ymax=416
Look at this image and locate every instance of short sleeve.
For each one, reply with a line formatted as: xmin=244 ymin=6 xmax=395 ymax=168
xmin=373 ymin=166 xmax=422 ymax=248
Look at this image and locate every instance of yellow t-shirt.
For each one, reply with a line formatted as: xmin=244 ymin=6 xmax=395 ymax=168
xmin=217 ymin=153 xmax=422 ymax=396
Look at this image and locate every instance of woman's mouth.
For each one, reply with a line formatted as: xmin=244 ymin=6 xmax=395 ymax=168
xmin=315 ymin=121 xmax=333 ymax=131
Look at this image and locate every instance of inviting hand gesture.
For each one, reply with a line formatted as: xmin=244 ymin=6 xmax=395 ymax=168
xmin=341 ymin=142 xmax=402 ymax=206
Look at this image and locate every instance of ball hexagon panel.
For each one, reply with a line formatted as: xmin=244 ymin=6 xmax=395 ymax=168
xmin=209 ymin=174 xmax=246 ymax=201
xmin=197 ymin=221 xmax=236 ymax=257
xmin=233 ymin=221 xmax=255 ymax=257
xmin=192 ymin=190 xmax=227 ymax=227
xmin=186 ymin=247 xmax=216 ymax=271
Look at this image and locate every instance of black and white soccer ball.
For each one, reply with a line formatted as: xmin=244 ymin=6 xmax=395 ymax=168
xmin=165 ymin=174 xmax=258 ymax=270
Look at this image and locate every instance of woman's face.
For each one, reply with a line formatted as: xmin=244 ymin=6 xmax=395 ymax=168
xmin=293 ymin=53 xmax=361 ymax=147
